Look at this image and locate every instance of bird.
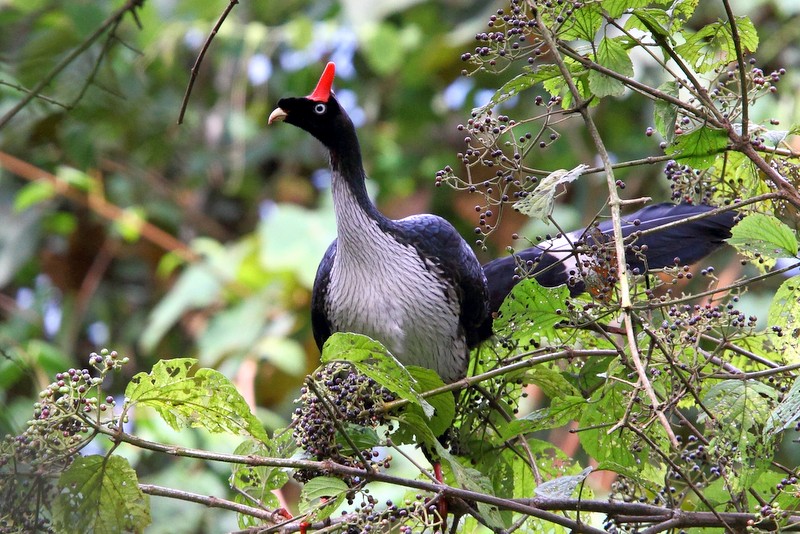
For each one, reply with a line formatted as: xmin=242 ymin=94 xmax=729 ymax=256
xmin=268 ymin=62 xmax=737 ymax=384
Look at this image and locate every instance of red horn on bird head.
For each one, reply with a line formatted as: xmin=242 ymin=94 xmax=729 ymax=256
xmin=308 ymin=62 xmax=335 ymax=102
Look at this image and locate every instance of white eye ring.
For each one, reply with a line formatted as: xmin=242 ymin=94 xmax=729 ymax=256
xmin=314 ymin=103 xmax=327 ymax=114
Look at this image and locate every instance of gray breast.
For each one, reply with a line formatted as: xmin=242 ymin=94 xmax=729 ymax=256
xmin=326 ymin=211 xmax=468 ymax=383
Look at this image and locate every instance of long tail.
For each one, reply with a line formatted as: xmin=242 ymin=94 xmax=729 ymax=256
xmin=482 ymin=203 xmax=738 ymax=314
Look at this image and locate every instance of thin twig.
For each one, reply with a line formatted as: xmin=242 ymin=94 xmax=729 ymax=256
xmin=139 ymin=483 xmax=282 ymax=523
xmin=535 ymin=11 xmax=678 ymax=447
xmin=177 ymin=0 xmax=240 ymax=124
xmin=0 ymin=0 xmax=143 ymax=130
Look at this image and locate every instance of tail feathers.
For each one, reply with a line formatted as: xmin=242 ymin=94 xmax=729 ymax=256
xmin=482 ymin=203 xmax=737 ymax=314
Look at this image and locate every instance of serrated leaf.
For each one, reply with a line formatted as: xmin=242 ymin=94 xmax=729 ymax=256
xmin=698 ymin=380 xmax=778 ymax=435
xmin=561 ymin=4 xmax=602 ymax=40
xmin=534 ymin=466 xmax=593 ymax=498
xmin=653 ymin=81 xmax=679 ymax=142
xmin=765 ymin=376 xmax=800 ymax=436
xmin=321 ymin=333 xmax=434 ymax=418
xmin=666 ymin=126 xmax=728 ymax=169
xmin=674 ymin=17 xmax=758 ymax=74
xmin=125 ymin=358 xmax=268 ymax=442
xmin=230 ymin=439 xmax=286 ymax=529
xmin=604 ymin=0 xmax=649 ymax=18
xmin=728 ymin=214 xmax=798 ymax=273
xmin=588 ymin=37 xmax=634 ymax=98
xmin=53 ymin=455 xmax=150 ymax=534
xmin=494 ymin=278 xmax=570 ymax=344
xmin=299 ymin=477 xmax=348 ymax=522
xmin=766 ymin=275 xmax=800 ymax=354
xmin=436 ymin=442 xmax=507 ymax=529
xmin=513 ymin=165 xmax=586 ymax=221
xmin=473 ymin=65 xmax=562 ymax=116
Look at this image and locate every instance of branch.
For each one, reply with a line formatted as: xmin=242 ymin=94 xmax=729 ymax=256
xmin=535 ymin=11 xmax=678 ymax=447
xmin=0 ymin=150 xmax=197 ymax=263
xmin=177 ymin=0 xmax=240 ymax=124
xmin=0 ymin=0 xmax=143 ymax=130
xmin=139 ymin=483 xmax=284 ymax=524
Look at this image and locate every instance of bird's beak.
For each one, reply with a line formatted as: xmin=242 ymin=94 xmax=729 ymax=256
xmin=268 ymin=107 xmax=287 ymax=124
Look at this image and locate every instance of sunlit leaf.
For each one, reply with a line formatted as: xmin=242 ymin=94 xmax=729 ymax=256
xmin=728 ymin=214 xmax=798 ymax=273
xmin=125 ymin=358 xmax=269 ymax=442
xmin=299 ymin=477 xmax=348 ymax=522
xmin=666 ymin=126 xmax=729 ymax=169
xmin=13 ymin=180 xmax=55 ymax=211
xmin=674 ymin=17 xmax=758 ymax=74
xmin=653 ymin=81 xmax=679 ymax=142
xmin=698 ymin=380 xmax=778 ymax=436
xmin=765 ymin=376 xmax=800 ymax=436
xmin=494 ymin=278 xmax=570 ymax=344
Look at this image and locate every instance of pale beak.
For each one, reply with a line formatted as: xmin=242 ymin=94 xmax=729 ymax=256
xmin=268 ymin=107 xmax=288 ymax=124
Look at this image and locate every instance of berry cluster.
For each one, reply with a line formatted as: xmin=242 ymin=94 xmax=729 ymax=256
xmin=292 ymin=363 xmax=395 ymax=484
xmin=653 ymin=295 xmax=757 ymax=347
xmin=0 ymin=349 xmax=127 ymax=533
xmin=340 ymin=494 xmax=442 ymax=534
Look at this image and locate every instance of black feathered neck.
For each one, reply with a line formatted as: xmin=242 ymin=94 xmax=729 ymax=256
xmin=275 ymin=93 xmax=384 ymax=223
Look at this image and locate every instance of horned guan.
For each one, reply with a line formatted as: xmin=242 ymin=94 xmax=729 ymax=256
xmin=269 ymin=62 xmax=736 ymax=383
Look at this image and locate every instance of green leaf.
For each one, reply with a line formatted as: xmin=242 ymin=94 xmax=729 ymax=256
xmin=321 ymin=333 xmax=435 ymax=418
xmin=513 ymin=367 xmax=581 ymax=399
xmin=604 ymin=0 xmax=650 ymax=18
xmin=766 ymin=275 xmax=800 ymax=356
xmin=197 ymin=296 xmax=270 ymax=366
xmin=500 ymin=396 xmax=585 ymax=440
xmin=494 ymin=278 xmax=571 ymax=344
xmin=230 ymin=439 xmax=286 ymax=529
xmin=675 ymin=17 xmax=759 ymax=74
xmin=53 ymin=455 xmax=150 ymax=534
xmin=588 ymin=37 xmax=634 ymax=98
xmin=653 ymin=81 xmax=679 ymax=142
xmin=436 ymin=443 xmax=507 ymax=529
xmin=561 ymin=4 xmax=602 ymax=41
xmin=299 ymin=477 xmax=348 ymax=522
xmin=406 ymin=366 xmax=455 ymax=438
xmin=534 ymin=466 xmax=593 ymax=498
xmin=13 ymin=180 xmax=56 ymax=211
xmin=666 ymin=126 xmax=729 ymax=169
xmin=513 ymin=165 xmax=586 ymax=221
xmin=474 ymin=65 xmax=562 ymax=116
xmin=765 ymin=376 xmax=800 ymax=436
xmin=728 ymin=214 xmax=798 ymax=273
xmin=125 ymin=358 xmax=269 ymax=442
xmin=626 ymin=8 xmax=671 ymax=36
xmin=698 ymin=380 xmax=778 ymax=435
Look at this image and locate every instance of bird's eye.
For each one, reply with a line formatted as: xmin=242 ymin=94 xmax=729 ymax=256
xmin=314 ymin=103 xmax=327 ymax=115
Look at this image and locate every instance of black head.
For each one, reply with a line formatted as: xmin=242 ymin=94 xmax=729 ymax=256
xmin=268 ymin=62 xmax=355 ymax=151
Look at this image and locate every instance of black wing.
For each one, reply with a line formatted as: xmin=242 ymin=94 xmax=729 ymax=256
xmin=310 ymin=239 xmax=337 ymax=350
xmin=389 ymin=215 xmax=491 ymax=346
xmin=483 ymin=203 xmax=737 ymax=313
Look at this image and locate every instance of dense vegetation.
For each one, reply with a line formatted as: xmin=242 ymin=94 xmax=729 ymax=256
xmin=1 ymin=0 xmax=800 ymax=532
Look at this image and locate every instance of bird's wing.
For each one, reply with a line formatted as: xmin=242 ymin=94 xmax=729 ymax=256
xmin=311 ymin=239 xmax=337 ymax=351
xmin=392 ymin=214 xmax=491 ymax=347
